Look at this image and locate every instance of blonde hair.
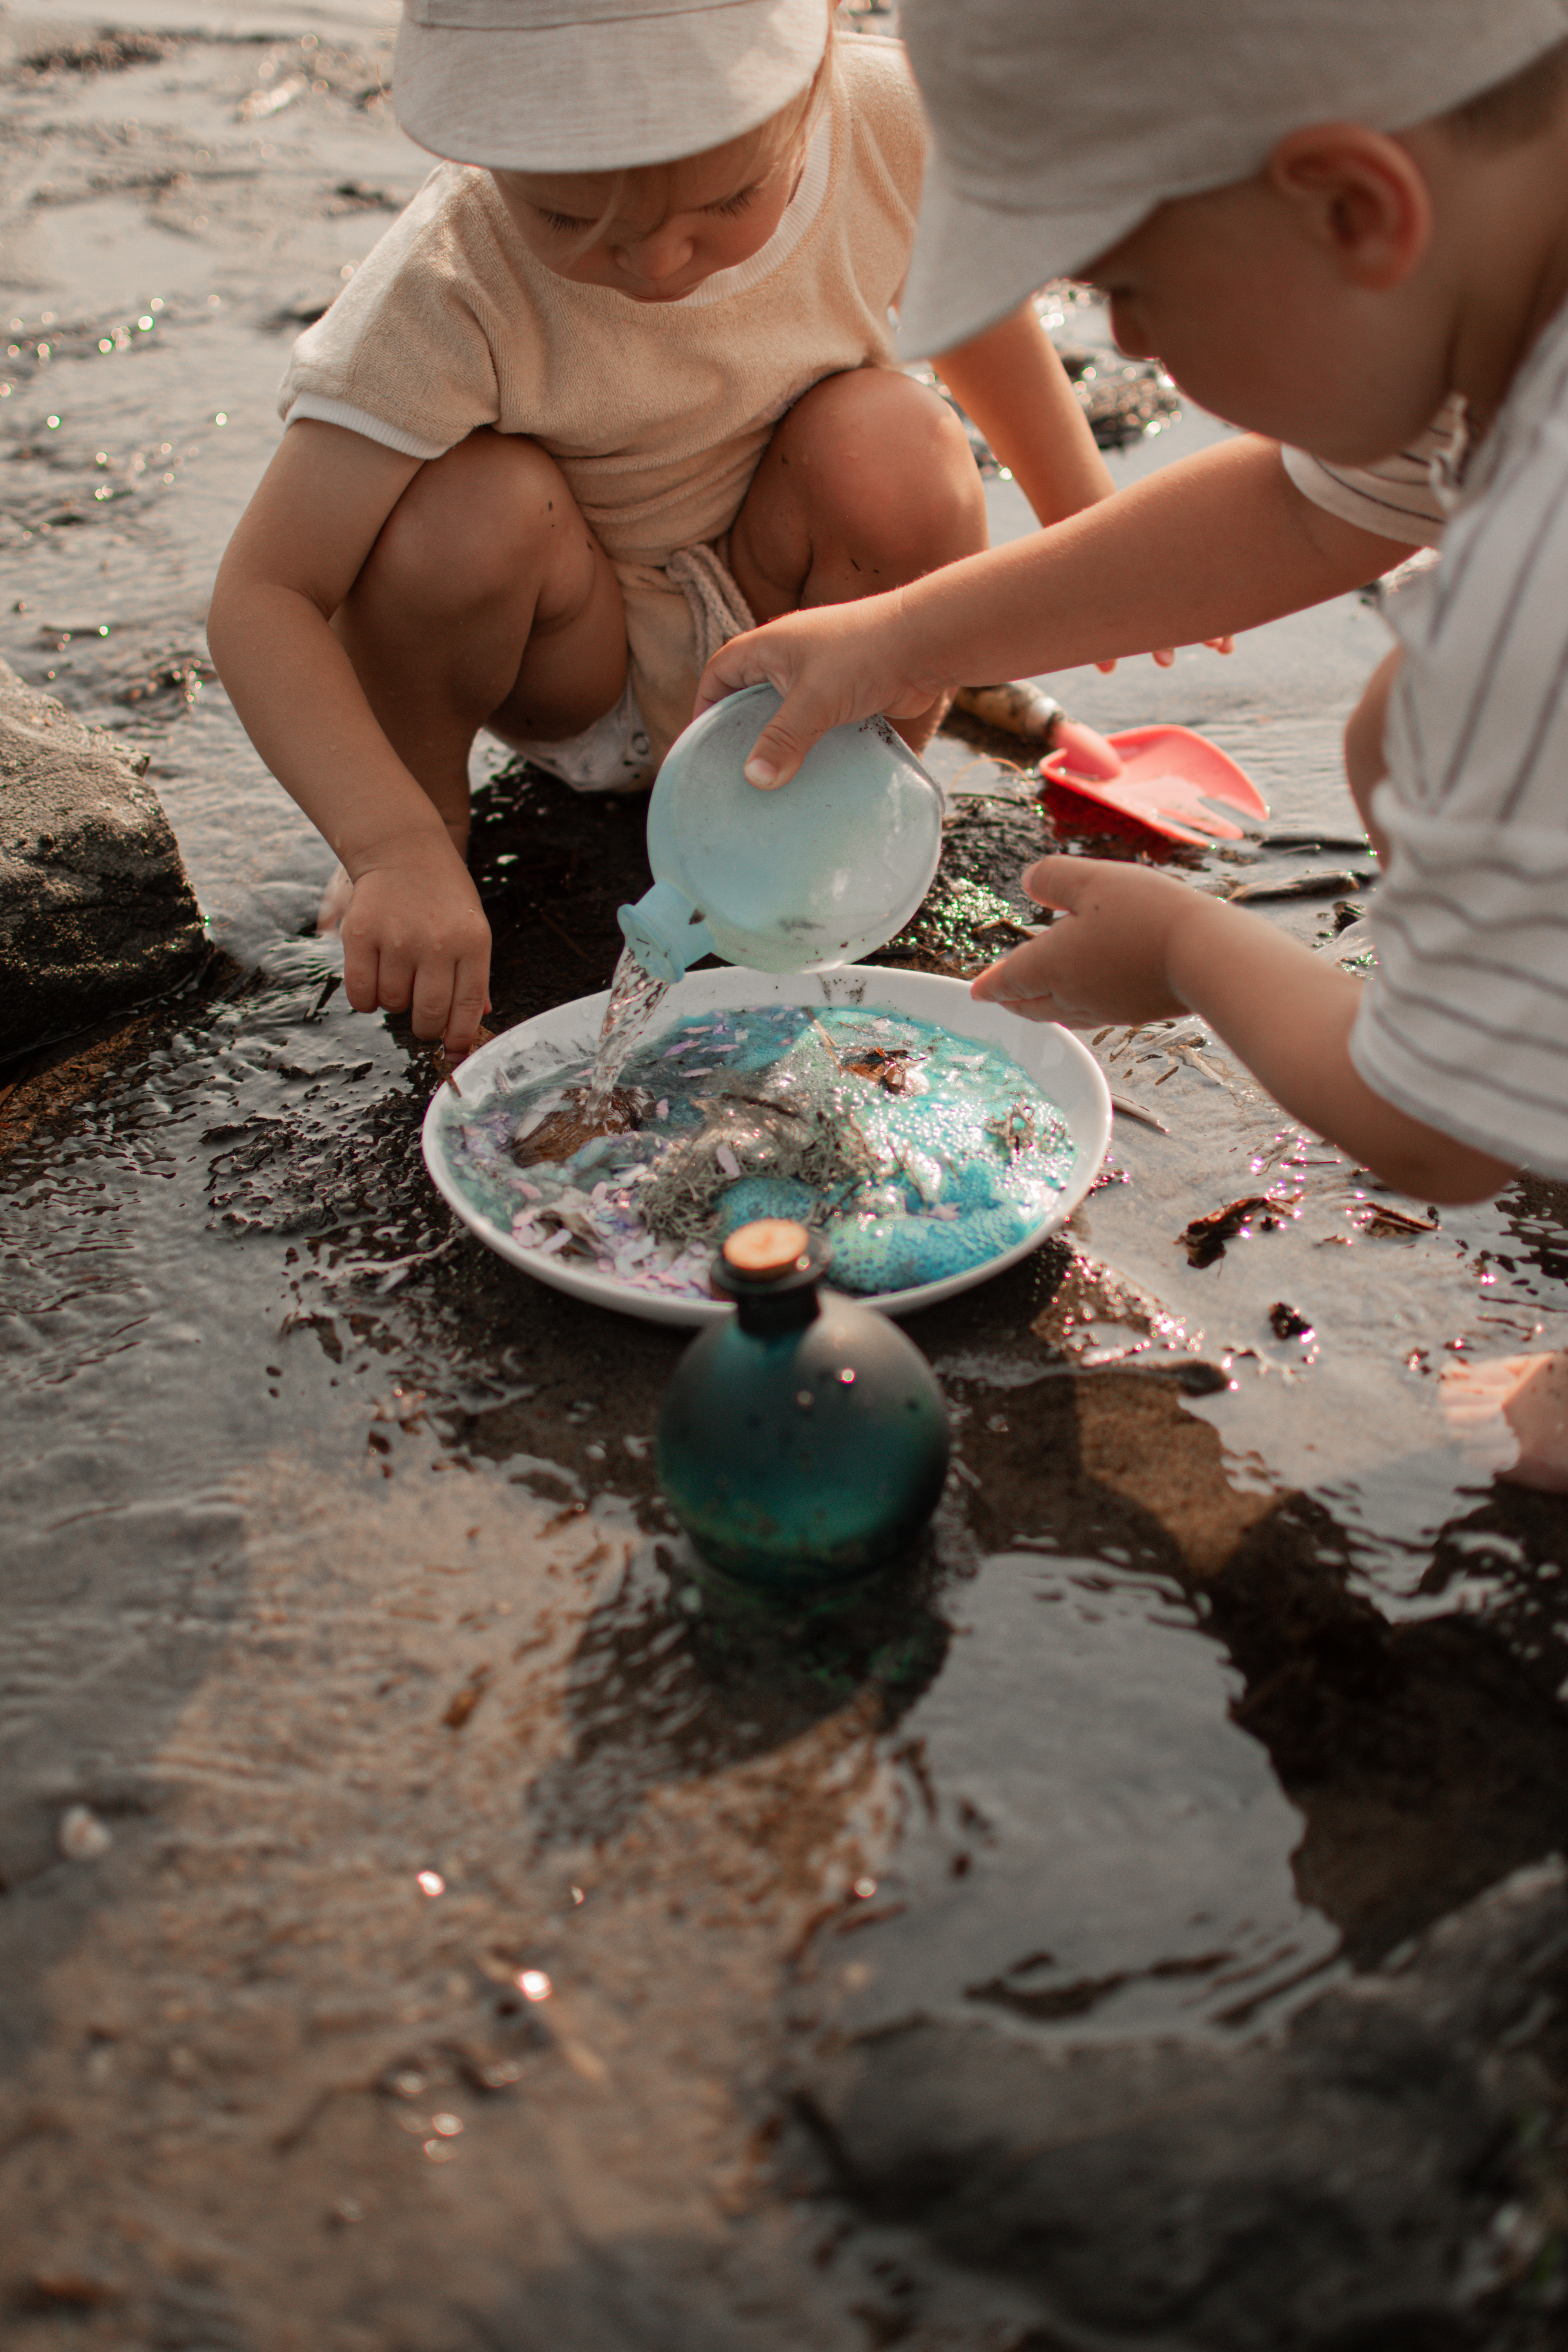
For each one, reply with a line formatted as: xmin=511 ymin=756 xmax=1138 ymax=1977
xmin=566 ymin=10 xmax=837 ymax=248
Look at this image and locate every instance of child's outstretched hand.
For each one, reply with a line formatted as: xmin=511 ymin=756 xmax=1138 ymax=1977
xmin=974 ymin=855 xmax=1519 ymax=1210
xmin=970 ymin=856 xmax=1207 ymax=1027
xmin=695 ymin=591 xmax=939 ymax=790
xmin=339 ymin=848 xmax=492 ymax=1055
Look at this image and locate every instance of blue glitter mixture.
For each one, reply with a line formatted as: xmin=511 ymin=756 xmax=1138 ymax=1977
xmin=446 ymin=1004 xmax=1074 ymax=1303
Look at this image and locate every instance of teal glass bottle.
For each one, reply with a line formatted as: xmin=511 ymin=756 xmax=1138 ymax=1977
xmin=656 ymin=1220 xmax=951 ymax=1590
xmin=617 ymin=683 xmax=944 ymax=983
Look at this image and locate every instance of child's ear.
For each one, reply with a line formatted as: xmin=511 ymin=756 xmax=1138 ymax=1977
xmin=1266 ymin=125 xmax=1431 ymax=290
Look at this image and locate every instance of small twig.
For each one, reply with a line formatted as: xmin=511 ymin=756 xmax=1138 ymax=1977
xmin=1166 ymin=1037 xmax=1235 ymax=1090
xmin=1360 ymin=1204 xmax=1440 ymax=1238
xmin=807 ymin=1014 xmax=844 ymax=1066
xmin=1111 ymin=1092 xmax=1170 ymax=1135
xmin=1225 ymin=869 xmax=1370 ymax=904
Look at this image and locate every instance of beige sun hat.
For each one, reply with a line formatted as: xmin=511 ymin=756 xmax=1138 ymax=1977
xmin=897 ymin=0 xmax=1568 ymax=358
xmin=393 ymin=0 xmax=828 ymax=172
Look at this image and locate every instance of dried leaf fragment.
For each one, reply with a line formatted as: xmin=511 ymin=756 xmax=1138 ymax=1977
xmin=1269 ymin=1300 xmax=1314 ymax=1338
xmin=443 ymin=1666 xmax=493 ymax=1730
xmin=434 ymin=1023 xmax=496 ymax=1095
xmin=1178 ymin=1194 xmax=1288 ymax=1268
xmin=512 ymin=1085 xmax=644 ymax=1168
xmin=840 ymin=1046 xmax=917 ymax=1093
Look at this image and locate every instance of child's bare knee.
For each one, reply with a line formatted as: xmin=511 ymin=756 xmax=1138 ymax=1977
xmin=365 ymin=430 xmax=566 ymax=612
xmin=786 ymin=369 xmax=985 ymax=560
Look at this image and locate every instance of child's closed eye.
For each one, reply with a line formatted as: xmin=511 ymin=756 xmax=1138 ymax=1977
xmin=534 ymin=207 xmax=591 ymax=234
xmin=705 ymin=187 xmax=758 ymax=218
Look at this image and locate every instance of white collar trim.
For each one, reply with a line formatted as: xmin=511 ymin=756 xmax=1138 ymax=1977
xmin=676 ymin=101 xmax=833 ymax=310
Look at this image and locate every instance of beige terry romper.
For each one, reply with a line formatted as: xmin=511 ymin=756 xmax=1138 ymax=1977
xmin=278 ymin=35 xmax=926 ymax=779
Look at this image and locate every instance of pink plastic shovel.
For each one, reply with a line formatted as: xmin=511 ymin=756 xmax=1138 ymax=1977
xmin=1040 ymin=719 xmax=1270 ymax=847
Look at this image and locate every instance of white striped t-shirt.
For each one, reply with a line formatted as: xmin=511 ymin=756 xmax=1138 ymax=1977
xmin=1283 ymin=398 xmax=1464 ymax=549
xmin=1349 ymin=293 xmax=1568 ymax=1178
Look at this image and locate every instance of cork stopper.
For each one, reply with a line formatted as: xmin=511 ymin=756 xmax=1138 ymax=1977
xmin=721 ymin=1220 xmax=811 ymax=1280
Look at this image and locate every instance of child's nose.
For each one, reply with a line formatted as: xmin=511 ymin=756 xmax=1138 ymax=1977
xmin=619 ymin=223 xmax=694 ymax=282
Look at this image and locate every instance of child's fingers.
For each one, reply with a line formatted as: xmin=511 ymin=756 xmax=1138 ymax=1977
xmin=970 ymin=927 xmax=1055 ymax=1003
xmin=342 ymin=931 xmax=383 ymax=1016
xmin=693 ymin=635 xmax=820 ymax=783
xmin=370 ymin=935 xmax=417 ymax=1026
xmin=969 ymin=944 xmax=1060 ymax=1017
xmin=745 ymin=674 xmax=938 ymax=787
xmin=443 ymin=949 xmax=491 ymax=1056
xmin=741 ymin=690 xmax=831 ymax=790
xmin=1018 ymin=855 xmax=1087 ymax=913
xmin=408 ymin=955 xmax=459 ymax=1043
xmin=694 ymin=633 xmax=782 ymax=719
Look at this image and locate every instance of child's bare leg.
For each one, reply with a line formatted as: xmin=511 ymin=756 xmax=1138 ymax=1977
xmin=1442 ymin=1350 xmax=1568 ymax=1492
xmin=323 ymin=428 xmax=626 ymax=926
xmin=726 ymin=368 xmax=988 ymax=752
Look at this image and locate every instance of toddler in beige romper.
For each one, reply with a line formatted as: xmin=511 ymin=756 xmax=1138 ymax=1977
xmin=209 ymin=0 xmax=1116 ymax=1053
xmin=279 ymin=38 xmax=929 ymax=778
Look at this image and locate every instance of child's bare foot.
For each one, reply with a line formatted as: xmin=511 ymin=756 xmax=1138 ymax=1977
xmin=317 ymin=862 xmax=354 ymax=936
xmin=1441 ymin=1350 xmax=1568 ymax=1492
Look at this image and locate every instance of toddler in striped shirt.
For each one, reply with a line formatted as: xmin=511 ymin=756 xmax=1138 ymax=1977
xmin=702 ymin=0 xmax=1568 ymax=1492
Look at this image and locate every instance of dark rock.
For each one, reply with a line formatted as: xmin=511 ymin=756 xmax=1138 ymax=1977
xmin=0 ymin=658 xmax=206 ymax=1059
xmin=799 ymin=1858 xmax=1568 ymax=2350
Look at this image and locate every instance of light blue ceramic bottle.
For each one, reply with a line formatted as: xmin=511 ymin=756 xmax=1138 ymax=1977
xmin=617 ymin=683 xmax=945 ymax=983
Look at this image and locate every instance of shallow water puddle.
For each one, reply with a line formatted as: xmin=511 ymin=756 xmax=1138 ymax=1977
xmin=799 ymin=1549 xmax=1338 ymax=2047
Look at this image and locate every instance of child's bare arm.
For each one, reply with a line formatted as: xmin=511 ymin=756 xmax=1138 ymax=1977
xmin=698 ymin=433 xmax=1414 ymax=788
xmin=971 ymin=857 xmax=1512 ymax=1205
xmin=935 ymin=305 xmax=1226 ymax=674
xmin=933 ymin=302 xmax=1114 ymax=526
xmin=208 ymin=421 xmax=490 ymax=1052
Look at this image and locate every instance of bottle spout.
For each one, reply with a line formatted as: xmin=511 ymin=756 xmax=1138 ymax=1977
xmin=617 ymin=880 xmax=716 ymax=982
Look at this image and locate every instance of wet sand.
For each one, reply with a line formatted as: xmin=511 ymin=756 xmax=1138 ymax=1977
xmin=3 ymin=7 xmax=1568 ymax=2347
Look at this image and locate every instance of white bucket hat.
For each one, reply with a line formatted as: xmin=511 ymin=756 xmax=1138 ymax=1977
xmin=897 ymin=0 xmax=1568 ymax=358
xmin=394 ymin=0 xmax=829 ymax=172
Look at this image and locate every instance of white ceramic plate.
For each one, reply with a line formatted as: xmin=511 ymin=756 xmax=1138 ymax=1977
xmin=421 ymin=966 xmax=1112 ymax=1328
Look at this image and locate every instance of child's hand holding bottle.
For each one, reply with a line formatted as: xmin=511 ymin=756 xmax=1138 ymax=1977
xmin=695 ymin=587 xmax=944 ymax=790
